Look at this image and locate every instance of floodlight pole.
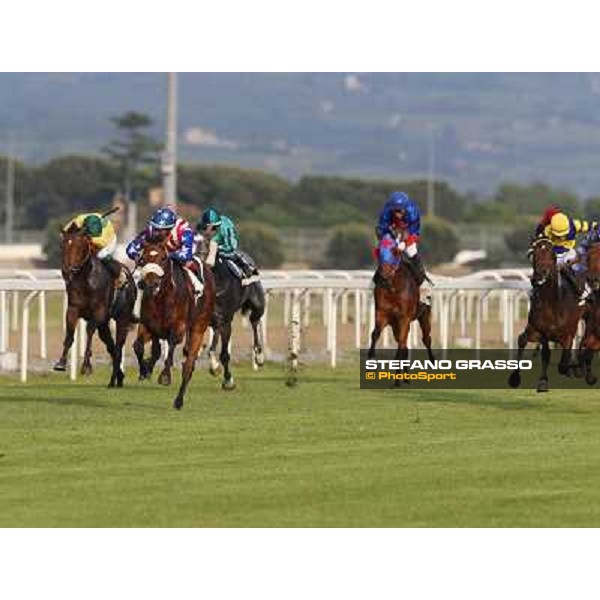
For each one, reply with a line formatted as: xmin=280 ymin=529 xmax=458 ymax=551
xmin=427 ymin=124 xmax=435 ymax=217
xmin=163 ymin=72 xmax=178 ymax=206
xmin=5 ymin=145 xmax=14 ymax=243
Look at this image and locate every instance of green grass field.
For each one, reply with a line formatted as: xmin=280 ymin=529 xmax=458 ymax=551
xmin=2 ymin=362 xmax=600 ymax=527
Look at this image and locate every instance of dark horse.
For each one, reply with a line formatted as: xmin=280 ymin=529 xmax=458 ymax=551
xmin=54 ymin=224 xmax=137 ymax=387
xmin=578 ymin=242 xmax=600 ymax=386
xmin=205 ymin=255 xmax=265 ymax=390
xmin=133 ymin=235 xmax=215 ymax=409
xmin=509 ymin=237 xmax=583 ymax=392
xmin=367 ymin=260 xmax=435 ymax=374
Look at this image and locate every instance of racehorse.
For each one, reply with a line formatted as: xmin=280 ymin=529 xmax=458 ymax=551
xmin=509 ymin=237 xmax=583 ymax=392
xmin=54 ymin=223 xmax=138 ymax=387
xmin=578 ymin=241 xmax=600 ymax=385
xmin=367 ymin=260 xmax=435 ymax=376
xmin=133 ymin=235 xmax=215 ymax=409
xmin=206 ymin=254 xmax=265 ymax=390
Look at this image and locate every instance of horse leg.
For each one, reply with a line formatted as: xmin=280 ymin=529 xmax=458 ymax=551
xmin=508 ymin=325 xmax=537 ymax=388
xmin=558 ymin=337 xmax=575 ymax=377
xmin=133 ymin=325 xmax=151 ymax=381
xmin=54 ymin=306 xmax=79 ymax=371
xmin=80 ymin=321 xmax=96 ymax=376
xmin=208 ymin=326 xmax=222 ymax=376
xmin=581 ymin=336 xmax=599 ymax=386
xmin=368 ymin=308 xmax=387 ymax=360
xmin=96 ymin=322 xmax=117 ymax=388
xmin=158 ymin=335 xmax=177 ymax=386
xmin=391 ymin=317 xmax=411 ymax=387
xmin=247 ymin=283 xmax=266 ymax=367
xmin=146 ymin=336 xmax=162 ymax=378
xmin=173 ymin=320 xmax=211 ymax=411
xmin=220 ymin=320 xmax=235 ymax=391
xmin=250 ymin=310 xmax=265 ymax=368
xmin=537 ymin=338 xmax=551 ymax=392
xmin=417 ymin=303 xmax=435 ymax=361
xmin=109 ymin=318 xmax=129 ymax=388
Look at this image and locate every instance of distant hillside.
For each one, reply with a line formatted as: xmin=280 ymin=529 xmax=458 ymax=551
xmin=3 ymin=73 xmax=600 ymax=195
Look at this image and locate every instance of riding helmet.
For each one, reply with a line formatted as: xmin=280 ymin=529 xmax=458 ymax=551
xmin=550 ymin=213 xmax=570 ymax=237
xmin=82 ymin=214 xmax=103 ymax=237
xmin=150 ymin=207 xmax=177 ymax=230
xmin=200 ymin=207 xmax=222 ymax=230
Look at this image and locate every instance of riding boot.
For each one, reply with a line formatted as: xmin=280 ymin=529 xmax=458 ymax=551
xmin=561 ymin=267 xmax=584 ymax=302
xmin=234 ymin=251 xmax=258 ymax=278
xmin=372 ymin=267 xmax=392 ymax=290
xmin=405 ymin=254 xmax=426 ymax=286
xmin=102 ymin=257 xmax=126 ymax=317
xmin=102 ymin=256 xmax=122 ymax=283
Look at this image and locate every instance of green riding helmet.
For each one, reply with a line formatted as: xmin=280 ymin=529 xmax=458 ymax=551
xmin=83 ymin=214 xmax=103 ymax=237
xmin=199 ymin=207 xmax=222 ymax=231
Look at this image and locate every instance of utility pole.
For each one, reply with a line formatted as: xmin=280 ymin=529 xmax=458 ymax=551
xmin=427 ymin=124 xmax=435 ymax=217
xmin=4 ymin=146 xmax=14 ymax=243
xmin=163 ymin=72 xmax=178 ymax=207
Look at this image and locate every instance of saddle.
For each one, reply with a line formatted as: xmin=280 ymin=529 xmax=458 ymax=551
xmin=223 ymin=251 xmax=260 ymax=287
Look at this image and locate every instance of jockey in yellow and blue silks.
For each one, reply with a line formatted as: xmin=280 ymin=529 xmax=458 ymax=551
xmin=534 ymin=205 xmax=599 ymax=304
xmin=374 ymin=191 xmax=429 ymax=297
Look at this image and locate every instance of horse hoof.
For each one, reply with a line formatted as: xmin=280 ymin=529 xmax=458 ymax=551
xmin=53 ymin=361 xmax=66 ymax=372
xmin=80 ymin=364 xmax=93 ymax=377
xmin=254 ymin=351 xmax=265 ymax=367
xmin=537 ymin=379 xmax=549 ymax=393
xmin=209 ymin=364 xmax=222 ymax=377
xmin=558 ymin=364 xmax=570 ymax=376
xmin=285 ymin=375 xmax=298 ymax=387
xmin=222 ymin=378 xmax=236 ymax=391
xmin=508 ymin=371 xmax=521 ymax=388
xmin=172 ymin=398 xmax=183 ymax=410
xmin=586 ymin=373 xmax=598 ymax=386
xmin=158 ymin=372 xmax=171 ymax=386
xmin=572 ymin=367 xmax=584 ymax=379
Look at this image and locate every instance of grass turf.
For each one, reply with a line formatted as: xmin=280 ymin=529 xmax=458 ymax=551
xmin=1 ymin=363 xmax=600 ymax=527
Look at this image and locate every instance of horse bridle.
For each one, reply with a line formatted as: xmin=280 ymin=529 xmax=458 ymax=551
xmin=529 ymin=237 xmax=556 ymax=287
xmin=63 ymin=234 xmax=92 ymax=279
xmin=138 ymin=248 xmax=174 ymax=294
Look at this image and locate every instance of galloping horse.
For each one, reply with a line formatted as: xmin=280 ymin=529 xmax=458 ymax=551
xmin=578 ymin=242 xmax=600 ymax=385
xmin=133 ymin=235 xmax=215 ymax=409
xmin=54 ymin=223 xmax=137 ymax=387
xmin=207 ymin=255 xmax=265 ymax=390
xmin=509 ymin=237 xmax=583 ymax=392
xmin=367 ymin=260 xmax=435 ymax=371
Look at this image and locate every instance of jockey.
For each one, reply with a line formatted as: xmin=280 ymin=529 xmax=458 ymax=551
xmin=126 ymin=206 xmax=204 ymax=295
xmin=374 ymin=191 xmax=429 ymax=300
xmin=64 ymin=212 xmax=121 ymax=279
xmin=534 ymin=206 xmax=598 ymax=304
xmin=198 ymin=207 xmax=258 ymax=281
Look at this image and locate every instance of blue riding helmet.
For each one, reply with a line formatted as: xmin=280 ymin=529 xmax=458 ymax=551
xmin=388 ymin=191 xmax=411 ymax=211
xmin=150 ymin=207 xmax=177 ymax=230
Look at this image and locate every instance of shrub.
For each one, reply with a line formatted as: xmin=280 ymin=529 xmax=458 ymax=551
xmin=238 ymin=222 xmax=285 ymax=268
xmin=503 ymin=217 xmax=538 ymax=260
xmin=44 ymin=216 xmax=67 ymax=267
xmin=419 ymin=217 xmax=459 ymax=265
xmin=323 ymin=224 xmax=375 ymax=269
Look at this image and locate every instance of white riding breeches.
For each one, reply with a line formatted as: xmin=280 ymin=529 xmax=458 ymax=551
xmin=557 ymin=248 xmax=577 ymax=266
xmin=405 ymin=243 xmax=418 ymax=258
xmin=206 ymin=239 xmax=218 ymax=267
xmin=97 ymin=236 xmax=117 ymax=261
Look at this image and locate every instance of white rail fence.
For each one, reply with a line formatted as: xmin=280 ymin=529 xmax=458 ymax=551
xmin=0 ymin=269 xmax=532 ymax=382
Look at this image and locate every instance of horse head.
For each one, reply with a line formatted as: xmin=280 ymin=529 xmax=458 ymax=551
xmin=529 ymin=237 xmax=556 ymax=286
xmin=138 ymin=236 xmax=171 ymax=297
xmin=587 ymin=242 xmax=600 ymax=292
xmin=61 ymin=224 xmax=93 ymax=283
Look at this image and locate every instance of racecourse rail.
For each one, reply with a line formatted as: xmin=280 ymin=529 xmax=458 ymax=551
xmin=0 ymin=267 xmax=534 ymax=382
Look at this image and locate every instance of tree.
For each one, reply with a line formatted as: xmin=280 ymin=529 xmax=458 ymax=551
xmin=419 ymin=217 xmax=460 ymax=265
xmin=238 ymin=222 xmax=285 ymax=268
xmin=102 ymin=111 xmax=161 ymax=200
xmin=323 ymin=224 xmax=375 ymax=269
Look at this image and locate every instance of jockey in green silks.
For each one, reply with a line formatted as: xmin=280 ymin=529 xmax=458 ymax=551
xmin=198 ymin=207 xmax=258 ymax=281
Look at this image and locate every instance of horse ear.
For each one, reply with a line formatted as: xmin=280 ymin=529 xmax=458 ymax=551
xmin=64 ymin=221 xmax=80 ymax=234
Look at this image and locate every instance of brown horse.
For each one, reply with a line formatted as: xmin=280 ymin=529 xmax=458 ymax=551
xmin=133 ymin=235 xmax=215 ymax=409
xmin=54 ymin=224 xmax=137 ymax=387
xmin=509 ymin=237 xmax=583 ymax=392
xmin=578 ymin=242 xmax=600 ymax=385
xmin=367 ymin=261 xmax=435 ymax=373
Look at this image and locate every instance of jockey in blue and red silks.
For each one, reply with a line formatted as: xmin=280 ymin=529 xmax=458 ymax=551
xmin=374 ymin=191 xmax=430 ymax=301
xmin=126 ymin=206 xmax=204 ymax=294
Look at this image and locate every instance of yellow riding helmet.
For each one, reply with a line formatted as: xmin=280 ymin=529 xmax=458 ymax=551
xmin=550 ymin=213 xmax=570 ymax=237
